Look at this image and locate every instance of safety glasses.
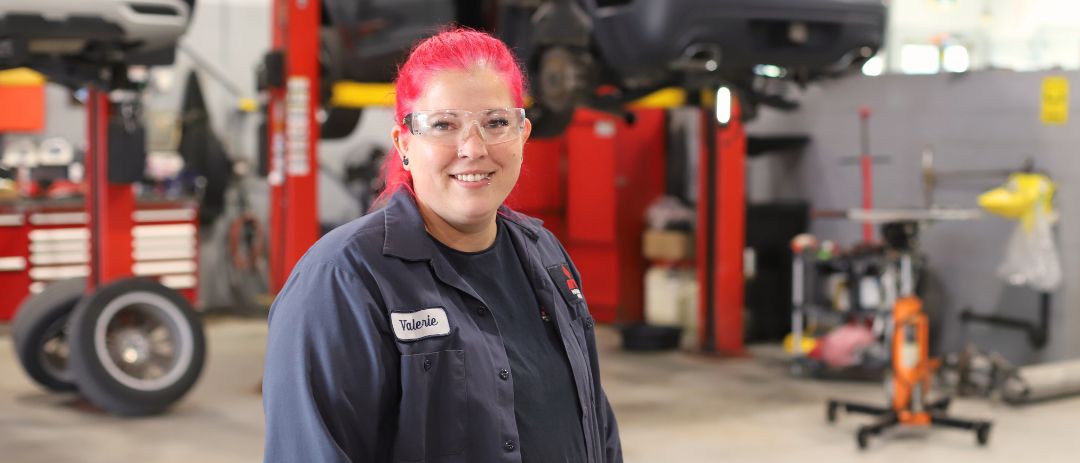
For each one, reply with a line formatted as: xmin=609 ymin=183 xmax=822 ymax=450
xmin=402 ymin=108 xmax=527 ymax=146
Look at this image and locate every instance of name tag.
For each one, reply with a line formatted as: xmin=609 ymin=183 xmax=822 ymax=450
xmin=391 ymin=308 xmax=451 ymax=342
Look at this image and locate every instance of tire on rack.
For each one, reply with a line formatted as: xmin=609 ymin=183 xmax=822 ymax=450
xmin=527 ymin=46 xmax=592 ymax=139
xmin=67 ymin=277 xmax=206 ymax=416
xmin=11 ymin=278 xmax=87 ymax=392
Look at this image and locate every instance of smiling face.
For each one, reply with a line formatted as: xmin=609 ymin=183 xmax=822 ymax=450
xmin=392 ymin=67 xmax=531 ymax=232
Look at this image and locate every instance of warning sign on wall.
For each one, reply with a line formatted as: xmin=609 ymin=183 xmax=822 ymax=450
xmin=1040 ymin=76 xmax=1069 ymax=125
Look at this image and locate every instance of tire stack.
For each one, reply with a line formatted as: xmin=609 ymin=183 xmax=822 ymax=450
xmin=11 ymin=277 xmax=206 ymax=416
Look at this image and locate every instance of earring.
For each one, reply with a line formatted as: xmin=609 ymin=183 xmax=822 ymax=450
xmin=402 ymin=157 xmax=409 ymax=166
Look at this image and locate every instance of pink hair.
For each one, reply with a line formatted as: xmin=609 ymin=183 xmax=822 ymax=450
xmin=375 ymin=27 xmax=527 ymax=206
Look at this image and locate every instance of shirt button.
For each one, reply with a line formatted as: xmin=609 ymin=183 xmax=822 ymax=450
xmin=476 ymin=306 xmax=488 ymax=317
xmin=423 ymin=359 xmax=432 ymax=371
xmin=498 ymin=369 xmax=510 ymax=380
xmin=503 ymin=440 xmax=516 ymax=452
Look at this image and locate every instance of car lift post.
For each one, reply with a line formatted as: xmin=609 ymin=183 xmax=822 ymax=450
xmin=267 ymin=0 xmax=321 ymax=291
xmin=85 ymin=88 xmax=134 ymax=288
xmin=697 ymin=88 xmax=746 ymax=355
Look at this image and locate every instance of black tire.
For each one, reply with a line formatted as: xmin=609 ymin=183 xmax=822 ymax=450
xmin=11 ymin=279 xmax=86 ymax=392
xmin=67 ymin=278 xmax=206 ymax=416
xmin=319 ymin=27 xmax=362 ymax=139
xmin=527 ymin=46 xmax=592 ymax=139
xmin=321 ymin=108 xmax=363 ymax=139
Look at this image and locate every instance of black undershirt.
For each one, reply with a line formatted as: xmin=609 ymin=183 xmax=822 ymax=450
xmin=434 ymin=223 xmax=586 ymax=463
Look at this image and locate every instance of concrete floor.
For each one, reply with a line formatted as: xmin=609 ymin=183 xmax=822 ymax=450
xmin=2 ymin=317 xmax=1079 ymax=462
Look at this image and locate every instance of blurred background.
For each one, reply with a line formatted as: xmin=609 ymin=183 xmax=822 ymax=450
xmin=2 ymin=0 xmax=1079 ymax=461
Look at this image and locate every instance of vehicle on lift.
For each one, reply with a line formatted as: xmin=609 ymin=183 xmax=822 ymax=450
xmin=1 ymin=0 xmax=207 ymax=416
xmin=0 ymin=0 xmax=196 ymax=86
xmin=317 ymin=0 xmax=886 ymax=137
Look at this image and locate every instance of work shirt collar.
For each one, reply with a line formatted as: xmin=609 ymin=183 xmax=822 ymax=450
xmin=382 ymin=188 xmax=543 ymax=262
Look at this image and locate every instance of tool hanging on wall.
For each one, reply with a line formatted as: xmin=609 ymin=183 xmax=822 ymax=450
xmin=960 ymin=170 xmax=1059 ymax=348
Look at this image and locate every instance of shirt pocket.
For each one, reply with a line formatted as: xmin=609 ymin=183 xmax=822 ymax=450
xmin=395 ymin=350 xmax=467 ymax=461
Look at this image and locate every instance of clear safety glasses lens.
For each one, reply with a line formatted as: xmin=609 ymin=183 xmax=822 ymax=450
xmin=403 ymin=108 xmax=526 ymax=146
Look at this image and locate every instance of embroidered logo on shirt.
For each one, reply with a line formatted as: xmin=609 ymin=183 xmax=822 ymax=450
xmin=546 ymin=263 xmax=585 ymax=308
xmin=561 ymin=265 xmax=584 ymax=300
xmin=390 ymin=307 xmax=451 ymax=341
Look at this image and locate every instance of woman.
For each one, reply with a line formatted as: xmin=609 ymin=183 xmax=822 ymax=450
xmin=263 ymin=28 xmax=622 ymax=462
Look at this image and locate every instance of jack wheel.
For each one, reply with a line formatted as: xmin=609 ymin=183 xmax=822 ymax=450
xmin=857 ymin=428 xmax=871 ymax=450
xmin=976 ymin=423 xmax=991 ymax=446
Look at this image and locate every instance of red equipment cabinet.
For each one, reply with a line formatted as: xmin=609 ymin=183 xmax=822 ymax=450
xmin=511 ymin=108 xmax=666 ymax=324
xmin=0 ymin=198 xmax=201 ymax=323
xmin=508 ymin=136 xmax=568 ymax=240
xmin=511 ymin=99 xmax=747 ymax=354
xmin=0 ymin=205 xmax=30 ymax=320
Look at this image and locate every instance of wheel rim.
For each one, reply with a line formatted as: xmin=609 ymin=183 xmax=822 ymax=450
xmin=538 ymin=47 xmax=587 ymax=113
xmin=38 ymin=315 xmax=73 ymax=383
xmin=93 ymin=291 xmax=195 ymax=392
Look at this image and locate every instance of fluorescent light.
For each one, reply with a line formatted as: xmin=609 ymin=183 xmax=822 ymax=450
xmin=754 ymin=64 xmax=784 ymax=78
xmin=900 ymin=44 xmax=941 ymax=75
xmin=716 ymin=86 xmax=732 ymax=125
xmin=943 ymin=45 xmax=970 ymax=73
xmin=862 ymin=56 xmax=885 ymax=76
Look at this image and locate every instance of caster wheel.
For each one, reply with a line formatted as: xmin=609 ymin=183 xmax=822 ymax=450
xmin=857 ymin=428 xmax=871 ymax=450
xmin=976 ymin=423 xmax=991 ymax=446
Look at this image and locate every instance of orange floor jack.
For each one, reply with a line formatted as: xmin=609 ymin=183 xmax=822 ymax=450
xmin=827 ymin=296 xmax=993 ymax=449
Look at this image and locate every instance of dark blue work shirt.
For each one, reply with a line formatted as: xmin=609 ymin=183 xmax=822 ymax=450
xmin=263 ymin=190 xmax=622 ymax=463
xmin=435 ymin=223 xmax=587 ymax=463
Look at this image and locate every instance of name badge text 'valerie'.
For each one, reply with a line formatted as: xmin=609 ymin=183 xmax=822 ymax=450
xmin=391 ymin=308 xmax=451 ymax=341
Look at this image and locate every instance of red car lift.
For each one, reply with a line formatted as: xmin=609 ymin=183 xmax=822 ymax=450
xmin=698 ymin=93 xmax=746 ymax=355
xmin=266 ymin=0 xmax=321 ymax=292
xmin=85 ymin=89 xmax=135 ymax=287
